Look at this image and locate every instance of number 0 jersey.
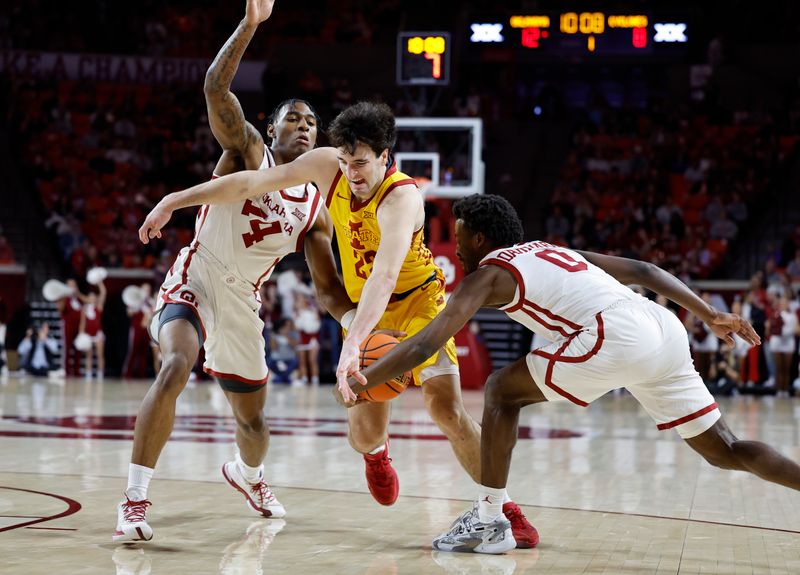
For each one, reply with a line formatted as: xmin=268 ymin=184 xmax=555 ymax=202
xmin=480 ymin=241 xmax=644 ymax=341
xmin=195 ymin=147 xmax=322 ymax=289
xmin=326 ymin=161 xmax=437 ymax=303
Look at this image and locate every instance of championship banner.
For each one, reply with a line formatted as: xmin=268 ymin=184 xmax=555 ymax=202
xmin=0 ymin=50 xmax=266 ymax=90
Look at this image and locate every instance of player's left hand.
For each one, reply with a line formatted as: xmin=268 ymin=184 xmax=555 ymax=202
xmin=335 ymin=339 xmax=365 ymax=404
xmin=708 ymin=312 xmax=761 ymax=347
xmin=138 ymin=203 xmax=173 ymax=244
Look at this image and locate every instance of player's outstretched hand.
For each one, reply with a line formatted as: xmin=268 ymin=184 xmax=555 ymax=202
xmin=245 ymin=0 xmax=275 ymax=26
xmin=708 ymin=311 xmax=761 ymax=347
xmin=138 ymin=203 xmax=173 ymax=244
xmin=336 ymin=339 xmax=364 ymax=404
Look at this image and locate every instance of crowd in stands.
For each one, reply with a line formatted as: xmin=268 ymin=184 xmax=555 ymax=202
xmin=544 ymin=104 xmax=796 ymax=280
xmin=3 ymin=0 xmax=395 ymax=58
xmin=257 ymin=268 xmax=339 ymax=387
xmin=3 ymin=1 xmax=800 ymax=389
xmin=9 ymin=76 xmax=213 ymax=271
xmin=669 ymin=227 xmax=800 ymax=397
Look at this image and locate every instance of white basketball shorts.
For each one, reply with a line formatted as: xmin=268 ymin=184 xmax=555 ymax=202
xmin=154 ymin=243 xmax=268 ymax=386
xmin=528 ymin=299 xmax=720 ymax=438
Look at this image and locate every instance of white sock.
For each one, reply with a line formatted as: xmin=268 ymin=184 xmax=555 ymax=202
xmin=126 ymin=463 xmax=154 ymax=501
xmin=503 ymin=490 xmax=511 ymax=504
xmin=236 ymin=452 xmax=263 ymax=484
xmin=478 ymin=485 xmax=505 ymax=523
xmin=368 ymin=444 xmax=386 ymax=455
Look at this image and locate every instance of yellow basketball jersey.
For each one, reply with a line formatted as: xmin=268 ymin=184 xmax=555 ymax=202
xmin=326 ymin=162 xmax=437 ymax=303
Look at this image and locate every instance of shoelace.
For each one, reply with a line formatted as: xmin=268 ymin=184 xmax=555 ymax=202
xmin=250 ymin=481 xmax=276 ymax=504
xmin=447 ymin=508 xmax=478 ymax=535
xmin=365 ymin=453 xmax=393 ymax=476
xmin=122 ymin=498 xmax=152 ymax=523
xmin=503 ymin=504 xmax=522 ymax=524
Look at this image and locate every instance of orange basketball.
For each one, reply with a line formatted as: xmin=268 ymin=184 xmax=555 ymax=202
xmin=357 ymin=332 xmax=413 ymax=402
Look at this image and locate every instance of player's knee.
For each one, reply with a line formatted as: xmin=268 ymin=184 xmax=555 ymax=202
xmin=700 ymin=444 xmax=743 ymax=471
xmin=348 ymin=419 xmax=385 ymax=452
xmin=427 ymin=396 xmax=470 ymax=436
xmin=484 ymin=371 xmax=512 ymax=406
xmin=155 ymin=354 xmax=193 ymax=394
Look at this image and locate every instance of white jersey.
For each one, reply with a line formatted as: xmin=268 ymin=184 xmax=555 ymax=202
xmin=196 ymin=147 xmax=322 ymax=289
xmin=153 ymin=147 xmax=321 ymax=384
xmin=485 ymin=241 xmax=720 ymax=439
xmin=480 ymin=241 xmax=644 ymax=340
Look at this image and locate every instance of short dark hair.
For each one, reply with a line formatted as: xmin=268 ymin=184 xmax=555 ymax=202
xmin=267 ymin=99 xmax=321 ymax=132
xmin=327 ymin=101 xmax=396 ymax=156
xmin=453 ymin=194 xmax=524 ymax=248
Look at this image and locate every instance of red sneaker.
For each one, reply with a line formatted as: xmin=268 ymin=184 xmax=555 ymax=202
xmin=363 ymin=442 xmax=399 ymax=506
xmin=503 ymin=501 xmax=539 ymax=548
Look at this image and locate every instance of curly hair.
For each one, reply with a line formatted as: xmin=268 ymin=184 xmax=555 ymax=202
xmin=327 ymin=101 xmax=396 ymax=156
xmin=452 ymin=194 xmax=524 ymax=248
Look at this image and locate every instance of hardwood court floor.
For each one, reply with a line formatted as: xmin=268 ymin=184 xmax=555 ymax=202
xmin=1 ymin=375 xmax=798 ymax=574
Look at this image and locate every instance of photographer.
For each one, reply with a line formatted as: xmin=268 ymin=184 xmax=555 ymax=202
xmin=706 ymin=340 xmax=742 ymax=396
xmin=17 ymin=323 xmax=59 ymax=377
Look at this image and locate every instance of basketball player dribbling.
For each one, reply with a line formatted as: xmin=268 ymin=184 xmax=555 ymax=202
xmin=335 ymin=194 xmax=800 ymax=554
xmin=139 ymin=103 xmax=540 ymax=547
xmin=113 ymin=0 xmax=352 ymax=542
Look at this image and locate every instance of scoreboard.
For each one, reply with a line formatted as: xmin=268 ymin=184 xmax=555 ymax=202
xmin=468 ymin=12 xmax=688 ymax=56
xmin=396 ymin=13 xmax=688 ymax=85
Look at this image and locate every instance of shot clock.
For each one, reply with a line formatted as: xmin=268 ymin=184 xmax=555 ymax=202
xmin=396 ymin=31 xmax=451 ymax=85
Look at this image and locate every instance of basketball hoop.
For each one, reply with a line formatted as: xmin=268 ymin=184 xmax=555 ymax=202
xmin=395 ymin=117 xmax=484 ymax=199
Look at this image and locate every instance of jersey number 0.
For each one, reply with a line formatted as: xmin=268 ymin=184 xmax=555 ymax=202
xmin=535 ymin=248 xmax=588 ymax=273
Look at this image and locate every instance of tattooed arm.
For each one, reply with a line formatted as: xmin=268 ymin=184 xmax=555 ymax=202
xmin=203 ymin=0 xmax=275 ymax=164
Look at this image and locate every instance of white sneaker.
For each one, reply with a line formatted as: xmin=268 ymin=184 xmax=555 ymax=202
xmin=222 ymin=461 xmax=286 ymax=518
xmin=433 ymin=505 xmax=515 ymax=554
xmin=112 ymin=496 xmax=153 ymax=542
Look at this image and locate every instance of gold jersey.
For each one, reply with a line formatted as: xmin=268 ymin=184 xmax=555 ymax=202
xmin=326 ymin=162 xmax=437 ymax=303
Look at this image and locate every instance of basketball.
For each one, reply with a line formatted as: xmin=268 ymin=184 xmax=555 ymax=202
xmin=357 ymin=332 xmax=413 ymax=402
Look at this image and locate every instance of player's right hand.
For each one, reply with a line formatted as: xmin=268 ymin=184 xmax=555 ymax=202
xmin=708 ymin=311 xmax=761 ymax=347
xmin=335 ymin=340 xmax=364 ymax=404
xmin=138 ymin=204 xmax=173 ymax=244
xmin=245 ymin=0 xmax=275 ymax=26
